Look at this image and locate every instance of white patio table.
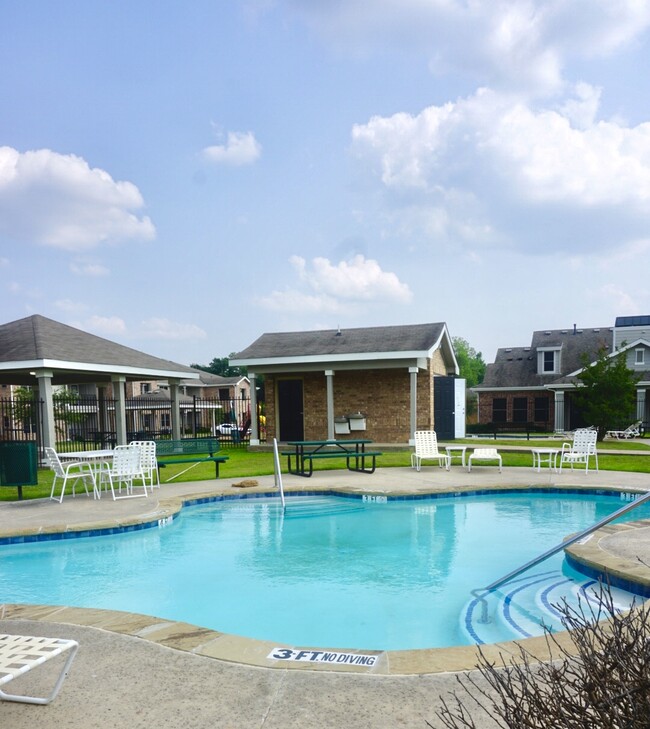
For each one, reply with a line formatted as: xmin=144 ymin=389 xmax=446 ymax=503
xmin=59 ymin=449 xmax=114 ymax=498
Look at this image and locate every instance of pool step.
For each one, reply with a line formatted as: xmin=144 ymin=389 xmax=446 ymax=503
xmin=462 ymin=570 xmax=640 ymax=645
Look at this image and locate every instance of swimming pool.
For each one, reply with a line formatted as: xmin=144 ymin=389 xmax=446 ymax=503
xmin=1 ymin=490 xmax=648 ymax=651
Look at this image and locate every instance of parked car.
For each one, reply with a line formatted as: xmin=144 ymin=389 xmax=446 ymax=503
xmin=216 ymin=422 xmax=240 ymax=435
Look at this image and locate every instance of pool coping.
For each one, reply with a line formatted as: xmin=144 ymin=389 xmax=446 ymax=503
xmin=3 ymin=481 xmax=650 ymax=675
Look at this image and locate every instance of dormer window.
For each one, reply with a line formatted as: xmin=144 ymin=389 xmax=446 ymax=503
xmin=538 ymin=347 xmax=561 ymax=375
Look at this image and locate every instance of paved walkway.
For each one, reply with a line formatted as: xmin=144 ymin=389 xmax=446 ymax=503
xmin=1 ymin=464 xmax=649 ymax=728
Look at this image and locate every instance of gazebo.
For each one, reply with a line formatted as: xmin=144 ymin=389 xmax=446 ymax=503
xmin=0 ymin=315 xmax=199 ymax=449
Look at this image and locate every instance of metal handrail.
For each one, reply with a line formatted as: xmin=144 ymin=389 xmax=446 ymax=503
xmin=272 ymin=438 xmax=286 ymax=510
xmin=471 ymin=489 xmax=650 ymax=623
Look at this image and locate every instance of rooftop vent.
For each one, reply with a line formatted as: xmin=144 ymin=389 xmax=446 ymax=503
xmin=544 ymin=331 xmax=551 ymax=335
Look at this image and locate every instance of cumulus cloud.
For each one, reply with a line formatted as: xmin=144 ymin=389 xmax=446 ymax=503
xmin=69 ymin=260 xmax=110 ymax=277
xmin=351 ymin=86 xmax=650 ymax=253
xmin=138 ymin=318 xmax=208 ymax=341
xmin=258 ymin=254 xmax=413 ymax=312
xmin=284 ymin=0 xmax=650 ymax=94
xmin=73 ymin=315 xmax=127 ymax=337
xmin=0 ymin=147 xmax=155 ymax=252
xmin=202 ymin=131 xmax=262 ymax=166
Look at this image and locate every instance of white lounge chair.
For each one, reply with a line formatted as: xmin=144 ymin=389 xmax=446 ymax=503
xmin=45 ymin=447 xmax=96 ymax=502
xmin=605 ymin=420 xmax=642 ymax=440
xmin=0 ymin=634 xmax=78 ymax=705
xmin=559 ymin=428 xmax=598 ymax=473
xmin=468 ymin=448 xmax=502 ymax=472
xmin=411 ymin=431 xmax=450 ymax=471
xmin=98 ymin=445 xmax=147 ymax=500
xmin=129 ymin=440 xmax=159 ymax=492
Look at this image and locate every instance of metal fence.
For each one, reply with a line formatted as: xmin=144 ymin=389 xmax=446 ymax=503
xmin=0 ymin=394 xmax=259 ymax=454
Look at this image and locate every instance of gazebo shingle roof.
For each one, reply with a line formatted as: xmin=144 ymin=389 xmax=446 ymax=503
xmin=0 ymin=315 xmax=197 ymax=384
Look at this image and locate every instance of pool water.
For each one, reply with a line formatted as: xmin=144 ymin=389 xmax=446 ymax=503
xmin=1 ymin=492 xmax=648 ymax=651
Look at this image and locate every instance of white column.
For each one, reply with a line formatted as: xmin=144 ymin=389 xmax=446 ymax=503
xmin=35 ymin=369 xmax=56 ymax=450
xmin=325 ymin=370 xmax=335 ymax=440
xmin=554 ymin=391 xmax=565 ymax=433
xmin=169 ymin=380 xmax=181 ymax=440
xmin=409 ymin=367 xmax=418 ymax=445
xmin=249 ymin=373 xmax=260 ymax=445
xmin=111 ymin=376 xmax=127 ymax=445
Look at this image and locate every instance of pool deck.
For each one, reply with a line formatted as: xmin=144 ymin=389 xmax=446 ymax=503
xmin=2 ymin=464 xmax=650 ymax=728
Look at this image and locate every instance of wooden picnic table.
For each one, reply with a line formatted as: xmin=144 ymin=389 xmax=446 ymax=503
xmin=283 ymin=439 xmax=382 ymax=478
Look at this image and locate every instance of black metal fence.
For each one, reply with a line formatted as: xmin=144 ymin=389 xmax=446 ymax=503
xmin=0 ymin=394 xmax=260 ymax=454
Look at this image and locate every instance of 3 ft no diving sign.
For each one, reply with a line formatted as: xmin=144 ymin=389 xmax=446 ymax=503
xmin=268 ymin=647 xmax=380 ymax=667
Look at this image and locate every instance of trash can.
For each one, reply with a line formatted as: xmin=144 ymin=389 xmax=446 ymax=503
xmin=0 ymin=441 xmax=38 ymax=499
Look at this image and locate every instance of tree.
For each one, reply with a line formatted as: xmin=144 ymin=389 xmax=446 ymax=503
xmin=572 ymin=346 xmax=639 ymax=441
xmin=452 ymin=337 xmax=486 ymax=388
xmin=191 ymin=353 xmax=246 ymax=377
xmin=453 ymin=338 xmax=486 ymax=421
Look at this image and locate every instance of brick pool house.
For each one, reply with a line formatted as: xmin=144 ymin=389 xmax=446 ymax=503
xmin=230 ymin=322 xmax=462 ymax=445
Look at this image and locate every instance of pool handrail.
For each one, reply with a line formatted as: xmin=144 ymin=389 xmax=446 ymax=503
xmin=272 ymin=438 xmax=286 ymax=510
xmin=471 ymin=489 xmax=650 ymax=623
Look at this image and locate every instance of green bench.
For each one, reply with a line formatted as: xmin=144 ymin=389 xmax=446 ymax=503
xmin=154 ymin=438 xmax=228 ymax=481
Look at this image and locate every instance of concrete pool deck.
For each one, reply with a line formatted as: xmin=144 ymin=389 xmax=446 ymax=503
xmin=1 ymin=464 xmax=650 ymax=727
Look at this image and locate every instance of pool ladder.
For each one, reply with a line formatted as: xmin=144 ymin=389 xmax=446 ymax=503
xmin=272 ymin=438 xmax=286 ymax=510
xmin=471 ymin=489 xmax=650 ymax=623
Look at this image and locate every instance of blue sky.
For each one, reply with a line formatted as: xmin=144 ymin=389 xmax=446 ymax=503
xmin=2 ymin=1 xmax=650 ymax=367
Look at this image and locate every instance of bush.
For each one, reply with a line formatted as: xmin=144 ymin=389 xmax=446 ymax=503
xmin=432 ymin=583 xmax=650 ymax=728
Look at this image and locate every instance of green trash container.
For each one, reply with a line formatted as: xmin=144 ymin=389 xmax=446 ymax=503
xmin=0 ymin=441 xmax=38 ymax=499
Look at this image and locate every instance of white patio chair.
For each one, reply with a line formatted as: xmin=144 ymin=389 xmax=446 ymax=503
xmin=467 ymin=448 xmax=502 ymax=472
xmin=45 ymin=447 xmax=96 ymax=503
xmin=559 ymin=428 xmax=599 ymax=473
xmin=605 ymin=420 xmax=642 ymax=440
xmin=98 ymin=445 xmax=147 ymax=500
xmin=0 ymin=633 xmax=78 ymax=705
xmin=129 ymin=440 xmax=159 ymax=492
xmin=410 ymin=431 xmax=450 ymax=471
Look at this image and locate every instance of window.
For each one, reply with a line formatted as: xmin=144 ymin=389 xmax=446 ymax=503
xmin=141 ymin=383 xmax=151 ymax=394
xmin=492 ymin=398 xmax=507 ymax=423
xmin=513 ymin=397 xmax=528 ymax=423
xmin=538 ymin=348 xmax=560 ymax=375
xmin=534 ymin=397 xmax=550 ymax=424
xmin=543 ymin=351 xmax=555 ymax=372
xmin=635 ymin=349 xmax=645 ymax=366
xmin=160 ymin=413 xmax=171 ymax=428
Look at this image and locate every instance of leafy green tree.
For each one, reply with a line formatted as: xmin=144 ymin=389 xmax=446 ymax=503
xmin=191 ymin=353 xmax=246 ymax=377
xmin=452 ymin=337 xmax=486 ymax=388
xmin=452 ymin=338 xmax=486 ymax=420
xmin=572 ymin=346 xmax=639 ymax=441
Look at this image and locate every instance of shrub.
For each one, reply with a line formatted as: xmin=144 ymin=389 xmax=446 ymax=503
xmin=432 ymin=583 xmax=650 ymax=728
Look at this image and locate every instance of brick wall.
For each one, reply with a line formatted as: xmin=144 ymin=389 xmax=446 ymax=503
xmin=265 ymin=362 xmax=443 ymax=443
xmin=477 ymin=390 xmax=554 ymax=427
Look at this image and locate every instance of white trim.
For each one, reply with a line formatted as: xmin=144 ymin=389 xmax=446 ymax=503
xmin=0 ymin=359 xmax=199 ymax=380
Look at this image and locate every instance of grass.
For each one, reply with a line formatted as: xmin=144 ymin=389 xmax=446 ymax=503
xmin=2 ymin=440 xmax=649 ymax=502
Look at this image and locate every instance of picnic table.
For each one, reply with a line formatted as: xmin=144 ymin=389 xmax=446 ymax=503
xmin=283 ymin=439 xmax=382 ymax=478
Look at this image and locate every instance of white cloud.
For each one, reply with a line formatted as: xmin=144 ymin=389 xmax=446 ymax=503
xmin=203 ymin=131 xmax=262 ymax=166
xmin=139 ymin=318 xmax=208 ymax=341
xmin=351 ymin=87 xmax=650 ymax=253
xmin=258 ymin=254 xmax=413 ymax=312
xmin=54 ymin=299 xmax=89 ymax=314
xmin=69 ymin=260 xmax=110 ymax=277
xmin=286 ymin=0 xmax=650 ymax=94
xmin=0 ymin=147 xmax=155 ymax=252
xmin=74 ymin=315 xmax=127 ymax=337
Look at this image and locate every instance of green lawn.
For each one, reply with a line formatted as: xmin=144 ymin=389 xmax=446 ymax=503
xmin=3 ymin=440 xmax=649 ymax=502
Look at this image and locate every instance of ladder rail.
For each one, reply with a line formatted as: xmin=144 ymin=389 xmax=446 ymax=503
xmin=472 ymin=489 xmax=650 ymax=622
xmin=272 ymin=438 xmax=286 ymax=510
